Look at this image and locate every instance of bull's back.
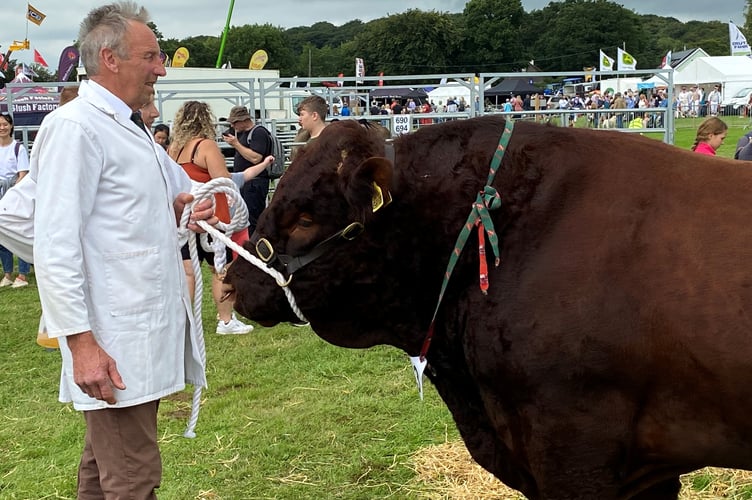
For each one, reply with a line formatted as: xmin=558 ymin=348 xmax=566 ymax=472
xmin=482 ymin=129 xmax=752 ymax=467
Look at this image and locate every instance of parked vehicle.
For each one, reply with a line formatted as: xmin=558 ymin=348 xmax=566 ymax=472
xmin=721 ymin=86 xmax=752 ymax=115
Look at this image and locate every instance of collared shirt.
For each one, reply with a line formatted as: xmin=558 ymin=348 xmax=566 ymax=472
xmin=31 ymin=79 xmax=205 ymax=410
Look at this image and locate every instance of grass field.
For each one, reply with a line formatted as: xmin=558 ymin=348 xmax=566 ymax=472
xmin=2 ymin=119 xmax=752 ymax=499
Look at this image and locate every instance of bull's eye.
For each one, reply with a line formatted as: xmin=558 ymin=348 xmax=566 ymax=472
xmin=298 ymin=217 xmax=313 ymax=228
xmin=256 ymin=238 xmax=275 ymax=262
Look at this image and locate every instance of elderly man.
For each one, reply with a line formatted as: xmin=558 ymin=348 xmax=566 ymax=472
xmin=31 ymin=2 xmax=214 ymax=497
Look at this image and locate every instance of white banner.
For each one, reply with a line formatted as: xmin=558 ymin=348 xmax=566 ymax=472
xmin=355 ymin=57 xmax=365 ymax=84
xmin=729 ymin=21 xmax=752 ymax=56
xmin=661 ymin=50 xmax=672 ymax=68
xmin=599 ymin=50 xmax=614 ymax=72
xmin=617 ymin=47 xmax=636 ymax=71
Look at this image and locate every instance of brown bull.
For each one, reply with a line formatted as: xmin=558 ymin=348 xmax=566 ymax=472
xmin=224 ymin=116 xmax=752 ymax=499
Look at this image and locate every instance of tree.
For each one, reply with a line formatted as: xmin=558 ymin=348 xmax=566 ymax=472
xmin=460 ymin=0 xmax=526 ymax=72
xmin=224 ymin=24 xmax=294 ymax=73
xmin=149 ymin=5 xmax=748 ymax=77
xmin=521 ymin=0 xmax=646 ymax=72
xmin=148 ymin=21 xmax=164 ymax=42
xmin=291 ymin=42 xmax=353 ymax=78
xmin=159 ymin=35 xmax=220 ymax=68
xmin=352 ymin=10 xmax=462 ymax=78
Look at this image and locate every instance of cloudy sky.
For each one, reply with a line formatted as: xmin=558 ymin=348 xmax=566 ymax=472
xmin=4 ymin=0 xmax=747 ymax=69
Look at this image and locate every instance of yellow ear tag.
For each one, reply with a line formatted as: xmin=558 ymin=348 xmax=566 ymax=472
xmin=371 ymin=182 xmax=392 ymax=212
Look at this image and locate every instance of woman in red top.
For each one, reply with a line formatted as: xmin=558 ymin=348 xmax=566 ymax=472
xmin=419 ymin=101 xmax=433 ymax=126
xmin=691 ymin=116 xmax=728 ymax=156
xmin=168 ymin=101 xmax=255 ymax=334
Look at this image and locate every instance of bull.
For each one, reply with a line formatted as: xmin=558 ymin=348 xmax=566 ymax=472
xmin=224 ymin=116 xmax=752 ymax=499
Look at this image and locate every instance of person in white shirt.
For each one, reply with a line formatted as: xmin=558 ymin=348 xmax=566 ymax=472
xmin=0 ymin=112 xmax=31 ymax=288
xmin=678 ymin=87 xmax=691 ymax=118
xmin=31 ymin=3 xmax=215 ymax=497
xmin=707 ymin=85 xmax=722 ymax=117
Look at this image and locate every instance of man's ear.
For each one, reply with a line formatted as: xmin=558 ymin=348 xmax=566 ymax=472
xmin=100 ymin=47 xmax=119 ymax=73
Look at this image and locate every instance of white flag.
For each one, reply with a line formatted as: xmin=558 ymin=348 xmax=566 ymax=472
xmin=617 ymin=47 xmax=636 ymax=71
xmin=355 ymin=57 xmax=365 ymax=84
xmin=661 ymin=50 xmax=672 ymax=68
xmin=599 ymin=50 xmax=614 ymax=72
xmin=729 ymin=21 xmax=752 ymax=56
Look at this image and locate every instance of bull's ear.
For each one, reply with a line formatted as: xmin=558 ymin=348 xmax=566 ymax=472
xmin=354 ymin=157 xmax=393 ymax=213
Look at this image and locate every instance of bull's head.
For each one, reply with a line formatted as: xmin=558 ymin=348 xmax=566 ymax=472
xmin=224 ymin=121 xmax=424 ymax=353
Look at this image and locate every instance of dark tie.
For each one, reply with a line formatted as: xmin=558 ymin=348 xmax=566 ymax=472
xmin=130 ymin=112 xmax=150 ymax=137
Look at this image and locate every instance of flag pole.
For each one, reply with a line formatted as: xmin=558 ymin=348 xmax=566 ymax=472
xmin=215 ymin=0 xmax=235 ymax=68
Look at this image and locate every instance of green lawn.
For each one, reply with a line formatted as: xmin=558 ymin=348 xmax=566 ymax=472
xmin=0 ymin=270 xmax=455 ymax=499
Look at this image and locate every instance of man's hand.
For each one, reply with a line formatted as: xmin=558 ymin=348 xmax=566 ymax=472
xmin=67 ymin=331 xmax=125 ymax=405
xmin=223 ymin=133 xmax=238 ymax=148
xmin=174 ymin=193 xmax=218 ymax=232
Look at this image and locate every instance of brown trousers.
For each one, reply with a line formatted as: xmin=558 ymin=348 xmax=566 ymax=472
xmin=77 ymin=400 xmax=161 ymax=499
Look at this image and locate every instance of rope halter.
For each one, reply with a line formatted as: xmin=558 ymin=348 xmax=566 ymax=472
xmin=178 ymin=177 xmax=308 ymax=438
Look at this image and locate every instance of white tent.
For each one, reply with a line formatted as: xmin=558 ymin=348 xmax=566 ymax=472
xmin=427 ymin=82 xmax=473 ymax=105
xmin=672 ymin=56 xmax=752 ymax=86
xmin=642 ymin=55 xmax=752 ymax=101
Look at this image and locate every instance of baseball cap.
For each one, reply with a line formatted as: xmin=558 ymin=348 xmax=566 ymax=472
xmin=228 ymin=105 xmax=251 ymax=123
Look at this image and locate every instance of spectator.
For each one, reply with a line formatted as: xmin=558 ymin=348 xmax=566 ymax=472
xmin=222 ymin=105 xmax=273 ymax=236
xmin=59 ymin=85 xmax=80 ymax=106
xmin=153 ymin=123 xmax=170 ymax=149
xmin=734 ymin=130 xmax=752 ymax=160
xmin=612 ymin=92 xmax=627 ymax=128
xmin=139 ymin=88 xmax=159 ymax=129
xmin=707 ymin=85 xmax=721 ymax=117
xmin=677 ymin=86 xmax=691 ymax=118
xmin=296 ymin=95 xmax=328 ymax=141
xmin=169 ymin=100 xmax=260 ymax=335
xmin=691 ymin=116 xmax=728 ymax=156
xmin=0 ymin=112 xmax=31 ymax=288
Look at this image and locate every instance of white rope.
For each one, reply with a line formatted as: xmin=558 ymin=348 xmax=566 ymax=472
xmin=179 ymin=177 xmax=307 ymax=438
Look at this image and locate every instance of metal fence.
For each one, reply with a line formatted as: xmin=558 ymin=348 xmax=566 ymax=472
xmin=10 ymin=68 xmax=677 ymax=165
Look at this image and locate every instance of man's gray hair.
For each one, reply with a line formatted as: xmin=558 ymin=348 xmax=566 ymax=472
xmin=78 ymin=1 xmax=150 ymax=76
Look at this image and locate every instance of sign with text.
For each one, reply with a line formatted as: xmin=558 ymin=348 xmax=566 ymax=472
xmin=392 ymin=114 xmax=411 ymax=136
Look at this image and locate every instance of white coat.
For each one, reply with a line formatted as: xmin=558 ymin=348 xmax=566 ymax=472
xmin=31 ymin=80 xmax=206 ymax=410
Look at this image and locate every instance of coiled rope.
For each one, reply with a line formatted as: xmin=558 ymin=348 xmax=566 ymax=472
xmin=178 ymin=177 xmax=307 ymax=438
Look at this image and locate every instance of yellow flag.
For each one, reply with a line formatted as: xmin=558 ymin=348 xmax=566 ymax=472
xmin=249 ymin=50 xmax=268 ymax=70
xmin=27 ymin=3 xmax=46 ymax=26
xmin=172 ymin=47 xmax=189 ymax=68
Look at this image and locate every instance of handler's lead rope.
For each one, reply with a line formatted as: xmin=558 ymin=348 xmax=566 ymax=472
xmin=178 ymin=177 xmax=307 ymax=438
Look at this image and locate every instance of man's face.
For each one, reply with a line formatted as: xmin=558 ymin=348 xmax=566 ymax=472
xmin=298 ymin=108 xmax=316 ymax=131
xmin=231 ymin=118 xmax=253 ymax=132
xmin=111 ymin=21 xmax=166 ymax=110
xmin=140 ymin=100 xmax=160 ymax=129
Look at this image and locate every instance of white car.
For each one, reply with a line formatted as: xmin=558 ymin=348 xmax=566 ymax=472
xmin=721 ymin=86 xmax=752 ymax=111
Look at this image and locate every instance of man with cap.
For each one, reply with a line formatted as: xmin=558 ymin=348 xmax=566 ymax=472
xmin=222 ymin=105 xmax=273 ymax=235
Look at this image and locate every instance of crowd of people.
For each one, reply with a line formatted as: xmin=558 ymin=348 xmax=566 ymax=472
xmin=675 ymin=84 xmax=723 ymax=118
xmin=546 ymin=88 xmax=669 ymax=129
